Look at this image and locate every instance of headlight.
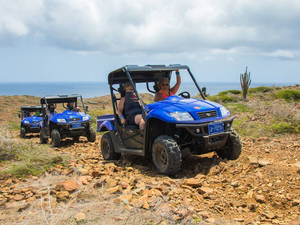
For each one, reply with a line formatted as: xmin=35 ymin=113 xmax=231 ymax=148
xmin=24 ymin=121 xmax=30 ymax=124
xmin=57 ymin=118 xmax=67 ymax=123
xmin=170 ymin=112 xmax=194 ymax=121
xmin=82 ymin=116 xmax=90 ymax=121
xmin=220 ymin=106 xmax=230 ymax=117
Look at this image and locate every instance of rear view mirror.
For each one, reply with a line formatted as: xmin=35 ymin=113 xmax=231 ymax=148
xmin=202 ymin=87 xmax=207 ymax=97
xmin=85 ymin=106 xmax=89 ymax=112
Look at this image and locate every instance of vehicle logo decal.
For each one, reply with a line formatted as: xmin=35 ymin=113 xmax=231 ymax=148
xmin=206 ymin=113 xmax=212 ymax=117
xmin=194 ymin=107 xmax=201 ymax=109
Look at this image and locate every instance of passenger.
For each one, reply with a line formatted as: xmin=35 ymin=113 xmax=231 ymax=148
xmin=117 ymin=83 xmax=145 ymax=130
xmin=154 ymin=70 xmax=181 ymax=102
xmin=67 ymin=102 xmax=80 ymax=112
xmin=25 ymin=111 xmax=31 ymax=117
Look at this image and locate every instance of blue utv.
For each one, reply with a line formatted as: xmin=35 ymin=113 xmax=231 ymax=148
xmin=40 ymin=94 xmax=96 ymax=147
xmin=97 ymin=64 xmax=242 ymax=175
xmin=20 ymin=106 xmax=43 ymax=138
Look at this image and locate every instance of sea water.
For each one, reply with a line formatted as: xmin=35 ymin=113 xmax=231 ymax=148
xmin=0 ymin=81 xmax=297 ymax=98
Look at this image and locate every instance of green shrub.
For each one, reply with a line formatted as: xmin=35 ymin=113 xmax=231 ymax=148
xmin=248 ymin=86 xmax=273 ymax=93
xmin=207 ymin=94 xmax=240 ymax=103
xmin=266 ymin=122 xmax=300 ymax=134
xmin=218 ymin=90 xmax=242 ymax=95
xmin=275 ymin=90 xmax=300 ymax=102
xmin=225 ymin=103 xmax=253 ymax=113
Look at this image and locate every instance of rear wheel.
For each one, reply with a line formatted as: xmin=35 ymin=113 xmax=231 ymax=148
xmin=20 ymin=127 xmax=26 ymax=138
xmin=87 ymin=126 xmax=96 ymax=142
xmin=51 ymin=129 xmax=61 ymax=147
xmin=216 ymin=129 xmax=242 ymax=160
xmin=152 ymin=135 xmax=182 ymax=175
xmin=101 ymin=133 xmax=121 ymax=160
xmin=40 ymin=132 xmax=48 ymax=144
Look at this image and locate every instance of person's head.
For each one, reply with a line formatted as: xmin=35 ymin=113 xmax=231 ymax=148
xmin=157 ymin=78 xmax=170 ymax=91
xmin=124 ymin=82 xmax=134 ymax=92
xmin=67 ymin=102 xmax=75 ymax=110
xmin=48 ymin=103 xmax=55 ymax=113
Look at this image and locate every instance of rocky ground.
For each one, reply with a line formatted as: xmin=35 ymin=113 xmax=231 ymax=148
xmin=1 ymin=132 xmax=300 ymax=224
xmin=0 ymin=94 xmax=300 ymax=224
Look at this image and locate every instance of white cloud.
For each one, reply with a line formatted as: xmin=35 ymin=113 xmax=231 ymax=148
xmin=265 ymin=50 xmax=294 ymax=59
xmin=0 ymin=0 xmax=300 ymax=59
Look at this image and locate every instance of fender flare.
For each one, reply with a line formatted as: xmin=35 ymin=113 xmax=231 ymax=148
xmin=98 ymin=121 xmax=115 ymax=132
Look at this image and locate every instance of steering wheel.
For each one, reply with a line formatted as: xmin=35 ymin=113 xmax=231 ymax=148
xmin=178 ymin=91 xmax=190 ymax=98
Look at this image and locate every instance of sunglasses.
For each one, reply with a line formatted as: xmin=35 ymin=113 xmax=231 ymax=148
xmin=162 ymin=83 xmax=169 ymax=86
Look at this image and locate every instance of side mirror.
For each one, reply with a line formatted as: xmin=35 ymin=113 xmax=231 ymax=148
xmin=125 ymin=92 xmax=134 ymax=104
xmin=201 ymin=87 xmax=207 ymax=97
xmin=85 ymin=106 xmax=88 ymax=112
xmin=18 ymin=114 xmax=21 ymax=118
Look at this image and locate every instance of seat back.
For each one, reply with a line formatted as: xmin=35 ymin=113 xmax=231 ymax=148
xmin=153 ymin=82 xmax=160 ymax=92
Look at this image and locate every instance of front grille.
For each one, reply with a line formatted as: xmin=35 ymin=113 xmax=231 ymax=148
xmin=32 ymin=121 xmax=39 ymax=124
xmin=69 ymin=118 xmax=80 ymax=121
xmin=197 ymin=110 xmax=218 ymax=119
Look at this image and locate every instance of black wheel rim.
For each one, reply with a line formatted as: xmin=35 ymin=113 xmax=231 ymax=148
xmin=155 ymin=146 xmax=168 ymax=170
xmin=102 ymin=139 xmax=110 ymax=159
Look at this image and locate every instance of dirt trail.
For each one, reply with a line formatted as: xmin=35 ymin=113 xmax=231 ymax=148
xmin=1 ymin=131 xmax=300 ymax=224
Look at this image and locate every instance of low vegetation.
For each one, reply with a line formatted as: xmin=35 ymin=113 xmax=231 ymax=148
xmin=275 ymin=89 xmax=300 ymax=102
xmin=0 ymin=126 xmax=68 ymax=178
xmin=204 ymin=85 xmax=300 ymax=137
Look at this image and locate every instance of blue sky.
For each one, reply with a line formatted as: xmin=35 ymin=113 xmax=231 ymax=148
xmin=0 ymin=0 xmax=299 ymax=84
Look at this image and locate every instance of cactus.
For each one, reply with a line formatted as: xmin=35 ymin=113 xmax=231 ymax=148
xmin=240 ymin=67 xmax=251 ymax=99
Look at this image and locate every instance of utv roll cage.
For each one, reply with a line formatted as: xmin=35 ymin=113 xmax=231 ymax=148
xmin=20 ymin=106 xmax=43 ymax=119
xmin=108 ymin=64 xmax=206 ymax=123
xmin=40 ymin=94 xmax=87 ymax=113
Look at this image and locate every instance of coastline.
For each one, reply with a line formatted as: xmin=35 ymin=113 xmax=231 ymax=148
xmin=0 ymin=81 xmax=298 ymax=98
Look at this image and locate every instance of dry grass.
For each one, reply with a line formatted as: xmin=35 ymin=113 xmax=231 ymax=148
xmin=0 ymin=126 xmax=69 ymax=178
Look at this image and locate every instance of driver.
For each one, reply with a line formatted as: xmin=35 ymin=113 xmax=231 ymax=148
xmin=154 ymin=70 xmax=181 ymax=102
xmin=25 ymin=111 xmax=31 ymax=117
xmin=48 ymin=103 xmax=57 ymax=115
xmin=67 ymin=102 xmax=80 ymax=112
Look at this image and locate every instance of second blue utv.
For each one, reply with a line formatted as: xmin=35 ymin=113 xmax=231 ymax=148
xmin=40 ymin=94 xmax=96 ymax=147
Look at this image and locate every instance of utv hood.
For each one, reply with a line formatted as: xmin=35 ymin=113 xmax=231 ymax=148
xmin=22 ymin=116 xmax=43 ymax=124
xmin=145 ymin=95 xmax=230 ymax=123
xmin=51 ymin=111 xmax=91 ymax=123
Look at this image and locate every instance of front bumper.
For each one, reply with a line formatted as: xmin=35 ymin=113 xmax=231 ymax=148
xmin=57 ymin=121 xmax=90 ymax=136
xmin=22 ymin=124 xmax=40 ymax=133
xmin=176 ymin=116 xmax=235 ymax=152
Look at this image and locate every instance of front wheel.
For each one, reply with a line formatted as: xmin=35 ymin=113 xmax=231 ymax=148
xmin=152 ymin=135 xmax=182 ymax=175
xmin=20 ymin=127 xmax=26 ymax=138
xmin=51 ymin=129 xmax=61 ymax=147
xmin=216 ymin=129 xmax=242 ymax=160
xmin=87 ymin=126 xmax=96 ymax=142
xmin=40 ymin=132 xmax=48 ymax=144
xmin=101 ymin=133 xmax=121 ymax=160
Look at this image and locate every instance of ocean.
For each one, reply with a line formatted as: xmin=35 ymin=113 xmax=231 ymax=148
xmin=0 ymin=81 xmax=297 ymax=98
